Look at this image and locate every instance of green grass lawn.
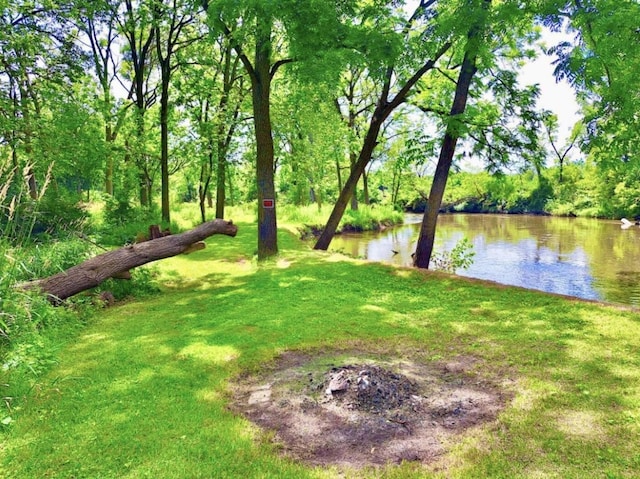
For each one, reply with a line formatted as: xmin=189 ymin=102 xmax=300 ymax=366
xmin=2 ymin=222 xmax=640 ymax=478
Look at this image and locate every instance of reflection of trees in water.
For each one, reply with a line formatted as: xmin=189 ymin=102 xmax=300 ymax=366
xmin=334 ymin=214 xmax=640 ymax=305
xmin=601 ymin=271 xmax=640 ymax=306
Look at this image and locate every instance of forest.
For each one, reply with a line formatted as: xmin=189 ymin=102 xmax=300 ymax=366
xmin=2 ymin=1 xmax=640 ymax=477
xmin=2 ymin=0 xmax=639 ymax=252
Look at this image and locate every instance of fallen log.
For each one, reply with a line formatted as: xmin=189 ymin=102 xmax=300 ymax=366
xmin=22 ymin=219 xmax=237 ymax=303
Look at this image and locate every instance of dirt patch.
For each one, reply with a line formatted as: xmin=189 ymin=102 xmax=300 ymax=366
xmin=229 ymin=351 xmax=510 ymax=469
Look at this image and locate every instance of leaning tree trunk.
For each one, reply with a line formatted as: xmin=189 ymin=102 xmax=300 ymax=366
xmin=313 ymin=42 xmax=452 ymax=251
xmin=314 ymin=122 xmax=382 ymax=250
xmin=413 ymin=2 xmax=488 ymax=269
xmin=22 ymin=219 xmax=237 ymax=303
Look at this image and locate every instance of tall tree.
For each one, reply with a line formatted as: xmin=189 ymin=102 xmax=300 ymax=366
xmin=414 ymin=0 xmax=490 ymax=269
xmin=72 ymin=0 xmax=130 ymax=196
xmin=0 ymin=1 xmax=86 ymax=198
xmin=118 ymin=0 xmax=157 ymax=207
xmin=275 ymin=83 xmax=348 ymax=209
xmin=541 ymin=112 xmax=581 ymax=183
xmin=177 ymin=30 xmax=247 ymax=223
xmin=153 ymin=0 xmax=198 ymax=223
xmin=314 ymin=1 xmax=452 ymax=250
xmin=546 ymin=0 xmax=640 ymax=204
xmin=335 ymin=66 xmax=377 ymax=211
xmin=202 ymin=0 xmax=355 ymax=259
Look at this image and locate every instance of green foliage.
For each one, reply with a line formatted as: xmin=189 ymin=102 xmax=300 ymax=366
xmin=381 ymin=162 xmax=640 ymax=220
xmin=102 ymin=195 xmax=137 ymax=227
xmin=341 ymin=205 xmax=404 ymax=232
xmin=100 ymin=267 xmax=159 ymax=301
xmin=32 ymin=189 xmax=89 ymax=238
xmin=97 ymin=196 xmax=176 ymax=246
xmin=279 ymin=203 xmax=403 ymax=238
xmin=430 ymin=237 xmax=475 ymax=273
xmin=0 ymin=234 xmax=94 ymax=432
xmin=546 ymin=1 xmax=640 ymax=187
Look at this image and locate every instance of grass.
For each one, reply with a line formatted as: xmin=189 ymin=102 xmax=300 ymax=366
xmin=2 ymin=220 xmax=640 ymax=478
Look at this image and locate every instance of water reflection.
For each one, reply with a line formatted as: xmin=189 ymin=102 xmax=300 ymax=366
xmin=329 ymin=214 xmax=640 ymax=306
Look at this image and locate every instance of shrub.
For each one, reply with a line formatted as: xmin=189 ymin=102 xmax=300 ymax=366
xmin=32 ymin=189 xmax=89 ymax=238
xmin=97 ymin=196 xmax=164 ymax=246
xmin=341 ymin=205 xmax=404 ymax=232
xmin=431 ymin=238 xmax=475 ymax=273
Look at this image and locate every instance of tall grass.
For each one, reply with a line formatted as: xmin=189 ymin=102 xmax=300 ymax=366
xmin=0 ymin=163 xmax=107 ymax=429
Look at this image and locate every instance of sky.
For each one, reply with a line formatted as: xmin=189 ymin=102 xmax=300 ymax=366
xmin=518 ymin=30 xmax=581 ymax=143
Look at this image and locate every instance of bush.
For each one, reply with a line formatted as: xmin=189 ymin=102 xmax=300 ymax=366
xmin=341 ymin=205 xmax=404 ymax=232
xmin=33 ymin=189 xmax=89 ymax=238
xmin=431 ymin=238 xmax=475 ymax=273
xmin=99 ymin=266 xmax=159 ymax=301
xmin=97 ymin=196 xmax=166 ymax=246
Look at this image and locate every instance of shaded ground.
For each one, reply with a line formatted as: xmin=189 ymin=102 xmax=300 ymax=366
xmin=229 ymin=351 xmax=511 ymax=469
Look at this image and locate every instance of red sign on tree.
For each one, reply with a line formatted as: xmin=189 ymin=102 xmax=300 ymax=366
xmin=263 ymin=199 xmax=274 ymax=208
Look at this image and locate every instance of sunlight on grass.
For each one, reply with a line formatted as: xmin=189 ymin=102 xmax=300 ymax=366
xmin=3 ymin=220 xmax=640 ymax=478
xmin=555 ymin=410 xmax=604 ymax=438
xmin=109 ymin=368 xmax=158 ymax=394
xmin=510 ymin=378 xmax=562 ymax=412
xmin=177 ymin=342 xmax=239 ymax=364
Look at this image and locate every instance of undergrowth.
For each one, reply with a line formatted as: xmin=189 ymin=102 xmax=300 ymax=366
xmin=280 ymin=203 xmax=404 ymax=238
xmin=0 ymin=164 xmax=159 ymax=430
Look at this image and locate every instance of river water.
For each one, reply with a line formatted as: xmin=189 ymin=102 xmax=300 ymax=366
xmin=328 ymin=213 xmax=640 ymax=307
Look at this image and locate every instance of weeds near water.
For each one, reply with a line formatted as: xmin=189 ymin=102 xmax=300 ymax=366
xmin=431 ymin=237 xmax=475 ymax=273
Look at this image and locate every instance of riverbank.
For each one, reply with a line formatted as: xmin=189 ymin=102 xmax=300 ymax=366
xmin=278 ymin=203 xmax=405 ymax=239
xmin=2 ymin=221 xmax=639 ymax=478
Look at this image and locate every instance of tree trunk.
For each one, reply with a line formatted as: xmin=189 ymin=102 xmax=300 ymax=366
xmin=105 ymin=124 xmax=114 ymax=196
xmin=413 ymin=2 xmax=487 ymax=269
xmin=215 ymin=138 xmax=227 ymax=219
xmin=362 ymin=169 xmax=370 ymax=205
xmin=215 ymin=43 xmax=237 ymax=220
xmin=335 ymin=158 xmax=343 ymax=193
xmin=23 ymin=219 xmax=238 ymax=303
xmin=253 ymin=18 xmax=278 ymax=259
xmin=139 ymin=171 xmax=150 ymax=207
xmin=314 ymin=121 xmax=382 ymax=250
xmin=160 ymin=74 xmax=171 ymax=224
xmin=313 ymin=41 xmax=452 ymax=251
xmin=350 ymin=151 xmax=359 ymax=211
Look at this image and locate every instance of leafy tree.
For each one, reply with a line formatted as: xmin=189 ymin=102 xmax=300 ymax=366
xmin=274 ymin=83 xmax=348 ymax=210
xmin=414 ymin=0 xmax=491 ymax=269
xmin=152 ymin=0 xmax=199 ymax=223
xmin=175 ymin=26 xmax=248 ymax=223
xmin=541 ymin=111 xmax=582 ymax=183
xmin=546 ymin=0 xmax=640 ymax=213
xmin=335 ymin=65 xmax=378 ymax=211
xmin=71 ymin=0 xmax=131 ymax=196
xmin=0 ymin=1 xmax=85 ymax=198
xmin=202 ymin=0 xmax=359 ymax=259
xmin=118 ymin=0 xmax=157 ymax=207
xmin=314 ymin=1 xmax=452 ymax=251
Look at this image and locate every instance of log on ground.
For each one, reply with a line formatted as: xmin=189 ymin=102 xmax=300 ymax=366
xmin=23 ymin=219 xmax=238 ymax=303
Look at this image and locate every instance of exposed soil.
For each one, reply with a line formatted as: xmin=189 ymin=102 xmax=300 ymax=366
xmin=229 ymin=351 xmax=511 ymax=470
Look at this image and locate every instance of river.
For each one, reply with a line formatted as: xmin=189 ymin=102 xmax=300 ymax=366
xmin=328 ymin=213 xmax=640 ymax=307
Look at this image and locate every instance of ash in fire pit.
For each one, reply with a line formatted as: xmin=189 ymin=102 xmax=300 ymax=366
xmin=230 ymin=352 xmax=510 ymax=469
xmin=324 ymin=365 xmax=421 ymax=414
